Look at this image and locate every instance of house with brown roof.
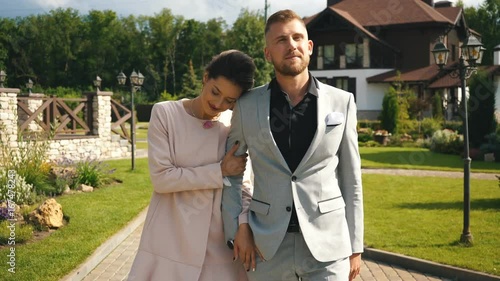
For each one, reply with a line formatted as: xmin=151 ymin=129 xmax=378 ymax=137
xmin=305 ymin=0 xmax=500 ymax=120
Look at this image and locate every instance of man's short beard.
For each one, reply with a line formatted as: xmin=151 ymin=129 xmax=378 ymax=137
xmin=274 ymin=58 xmax=309 ymax=76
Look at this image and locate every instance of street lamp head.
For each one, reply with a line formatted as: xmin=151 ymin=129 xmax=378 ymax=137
xmin=137 ymin=71 xmax=145 ymax=86
xmin=26 ymin=79 xmax=33 ymax=93
xmin=117 ymin=71 xmax=127 ymax=85
xmin=130 ymin=70 xmax=139 ymax=85
xmin=93 ymin=75 xmax=102 ymax=89
xmin=461 ymin=34 xmax=483 ymax=64
xmin=432 ymin=40 xmax=449 ymax=69
xmin=476 ymin=46 xmax=487 ymax=65
xmin=0 ymin=70 xmax=6 ymax=87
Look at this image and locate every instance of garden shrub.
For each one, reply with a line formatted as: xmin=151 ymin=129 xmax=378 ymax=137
xmin=358 ymin=120 xmax=381 ymax=130
xmin=430 ymin=129 xmax=463 ymax=155
xmin=380 ymin=88 xmax=399 ymax=134
xmin=443 ymin=121 xmax=462 ymax=134
xmin=75 ymin=158 xmax=114 ymax=188
xmin=0 ymin=170 xmax=36 ymax=205
xmin=420 ymin=118 xmax=442 ymax=138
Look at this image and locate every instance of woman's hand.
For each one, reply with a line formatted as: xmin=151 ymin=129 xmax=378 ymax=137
xmin=233 ymin=223 xmax=264 ymax=272
xmin=221 ymin=141 xmax=248 ymax=177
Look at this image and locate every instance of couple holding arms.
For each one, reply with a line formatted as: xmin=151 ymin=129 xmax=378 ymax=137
xmin=128 ymin=9 xmax=363 ymax=281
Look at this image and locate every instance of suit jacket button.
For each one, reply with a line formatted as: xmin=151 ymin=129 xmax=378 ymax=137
xmin=291 ymin=176 xmax=297 ymax=181
xmin=286 ymin=206 xmax=292 ymax=212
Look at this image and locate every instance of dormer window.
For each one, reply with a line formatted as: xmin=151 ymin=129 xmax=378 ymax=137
xmin=317 ymin=45 xmax=335 ymax=69
xmin=345 ymin=43 xmax=363 ymax=68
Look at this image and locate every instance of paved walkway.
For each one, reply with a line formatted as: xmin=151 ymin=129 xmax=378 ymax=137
xmin=80 ymin=221 xmax=451 ymax=281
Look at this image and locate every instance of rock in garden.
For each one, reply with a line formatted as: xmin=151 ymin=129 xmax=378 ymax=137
xmin=29 ymin=198 xmax=63 ymax=228
xmin=76 ymin=184 xmax=94 ymax=192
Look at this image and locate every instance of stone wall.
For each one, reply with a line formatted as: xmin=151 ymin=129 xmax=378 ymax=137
xmin=0 ymin=88 xmax=131 ymax=162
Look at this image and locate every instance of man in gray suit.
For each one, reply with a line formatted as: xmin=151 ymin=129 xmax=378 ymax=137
xmin=222 ymin=9 xmax=363 ymax=281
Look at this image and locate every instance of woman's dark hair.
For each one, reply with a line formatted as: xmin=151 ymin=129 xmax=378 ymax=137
xmin=205 ymin=50 xmax=256 ymax=93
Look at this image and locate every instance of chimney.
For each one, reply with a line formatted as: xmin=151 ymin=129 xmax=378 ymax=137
xmin=422 ymin=0 xmax=434 ymax=7
xmin=327 ymin=0 xmax=342 ymax=7
xmin=434 ymin=1 xmax=452 ymax=8
xmin=494 ymin=44 xmax=500 ymax=65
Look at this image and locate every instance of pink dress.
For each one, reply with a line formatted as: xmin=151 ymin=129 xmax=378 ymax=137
xmin=127 ymin=100 xmax=250 ymax=281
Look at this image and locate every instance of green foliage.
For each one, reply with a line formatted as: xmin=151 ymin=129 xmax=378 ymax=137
xmin=432 ymin=93 xmax=444 ymax=120
xmin=480 ymin=132 xmax=500 ymax=161
xmin=75 ymin=158 xmax=114 ymax=188
xmin=468 ymin=70 xmax=497 ymax=148
xmin=430 ymin=129 xmax=463 ymax=155
xmin=0 ymin=220 xmax=33 ymax=245
xmin=380 ymin=87 xmax=399 ymax=134
xmin=420 ymin=118 xmax=443 ymax=138
xmin=180 ymin=60 xmax=202 ymax=99
xmin=0 ymin=127 xmax=53 ymax=197
xmin=463 ymin=0 xmax=500 ymax=65
xmin=159 ymin=90 xmax=177 ymax=102
xmin=225 ymin=9 xmax=274 ymax=86
xmin=0 ymin=170 xmax=36 ymax=205
xmin=358 ymin=120 xmax=381 ymax=130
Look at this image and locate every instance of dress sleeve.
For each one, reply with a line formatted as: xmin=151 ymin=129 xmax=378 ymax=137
xmin=147 ymin=103 xmax=223 ymax=194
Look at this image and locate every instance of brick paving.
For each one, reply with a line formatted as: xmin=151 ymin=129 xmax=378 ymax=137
xmin=82 ymin=222 xmax=451 ymax=281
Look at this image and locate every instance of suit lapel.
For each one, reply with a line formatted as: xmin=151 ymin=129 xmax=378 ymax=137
xmin=295 ymin=87 xmax=330 ymax=174
xmin=256 ymin=87 xmax=291 ymax=173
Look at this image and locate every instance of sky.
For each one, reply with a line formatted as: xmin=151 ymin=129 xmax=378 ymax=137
xmin=0 ymin=0 xmax=483 ymax=26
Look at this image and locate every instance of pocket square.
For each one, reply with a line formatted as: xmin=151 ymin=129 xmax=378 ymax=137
xmin=325 ymin=112 xmax=344 ymax=126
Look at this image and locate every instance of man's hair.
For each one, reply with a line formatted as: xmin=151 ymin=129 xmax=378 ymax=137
xmin=265 ymin=9 xmax=305 ymax=35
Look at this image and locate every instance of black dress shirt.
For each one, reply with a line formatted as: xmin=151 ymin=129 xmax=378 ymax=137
xmin=269 ymin=75 xmax=319 ymax=231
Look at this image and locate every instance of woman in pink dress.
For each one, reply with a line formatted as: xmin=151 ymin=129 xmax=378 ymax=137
xmin=128 ymin=50 xmax=256 ymax=281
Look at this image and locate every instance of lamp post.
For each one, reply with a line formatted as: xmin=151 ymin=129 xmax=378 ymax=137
xmin=26 ymin=79 xmax=33 ymax=94
xmin=432 ymin=34 xmax=484 ymax=245
xmin=0 ymin=70 xmax=6 ymax=88
xmin=93 ymin=76 xmax=102 ymax=91
xmin=117 ymin=70 xmax=144 ymax=170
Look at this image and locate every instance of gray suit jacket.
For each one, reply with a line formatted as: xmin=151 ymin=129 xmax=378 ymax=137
xmin=222 ymin=80 xmax=363 ymax=262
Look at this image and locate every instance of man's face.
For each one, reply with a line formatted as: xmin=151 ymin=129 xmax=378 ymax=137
xmin=264 ymin=19 xmax=313 ymax=77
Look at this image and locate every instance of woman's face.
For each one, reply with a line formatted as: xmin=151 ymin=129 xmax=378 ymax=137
xmin=199 ymin=74 xmax=243 ymax=118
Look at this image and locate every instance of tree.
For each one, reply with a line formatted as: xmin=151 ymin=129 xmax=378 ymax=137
xmin=226 ymin=9 xmax=274 ymax=86
xmin=463 ymin=0 xmax=499 ymax=65
xmin=467 ymin=70 xmax=497 ymax=148
xmin=380 ymin=86 xmax=400 ymax=134
xmin=180 ymin=60 xmax=202 ymax=99
xmin=432 ymin=92 xmax=444 ymax=120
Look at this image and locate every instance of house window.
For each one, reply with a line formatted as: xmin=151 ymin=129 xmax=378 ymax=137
xmin=345 ymin=43 xmax=363 ymax=68
xmin=451 ymin=44 xmax=456 ymax=61
xmin=331 ymin=77 xmax=357 ymax=100
xmin=317 ymin=45 xmax=335 ymax=69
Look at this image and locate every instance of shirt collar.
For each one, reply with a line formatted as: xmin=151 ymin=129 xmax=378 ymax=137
xmin=268 ymin=72 xmax=319 ymax=97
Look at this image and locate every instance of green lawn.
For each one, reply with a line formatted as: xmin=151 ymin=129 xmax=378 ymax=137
xmin=360 ymin=147 xmax=500 ymax=173
xmin=363 ymin=174 xmax=500 ymax=275
xmin=0 ymin=158 xmax=152 ymax=281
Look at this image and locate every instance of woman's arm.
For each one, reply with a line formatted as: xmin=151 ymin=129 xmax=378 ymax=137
xmin=147 ymin=103 xmax=223 ymax=194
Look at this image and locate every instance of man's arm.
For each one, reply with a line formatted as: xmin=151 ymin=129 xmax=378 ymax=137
xmin=338 ymin=93 xmax=364 ymax=253
xmin=221 ymin=100 xmax=248 ymax=243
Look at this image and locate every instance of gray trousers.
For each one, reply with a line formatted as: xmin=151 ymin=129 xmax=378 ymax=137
xmin=247 ymin=232 xmax=349 ymax=281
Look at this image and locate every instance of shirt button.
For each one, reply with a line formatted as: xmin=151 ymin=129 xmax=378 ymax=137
xmin=286 ymin=206 xmax=292 ymax=212
xmin=292 ymin=176 xmax=297 ymax=181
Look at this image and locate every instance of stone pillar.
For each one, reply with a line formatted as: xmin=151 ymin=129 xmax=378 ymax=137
xmin=0 ymin=88 xmax=20 ymax=150
xmin=88 ymin=91 xmax=112 ymax=139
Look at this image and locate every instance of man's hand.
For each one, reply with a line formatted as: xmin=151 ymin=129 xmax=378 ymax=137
xmin=349 ymin=253 xmax=361 ymax=281
xmin=233 ymin=223 xmax=264 ymax=271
